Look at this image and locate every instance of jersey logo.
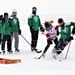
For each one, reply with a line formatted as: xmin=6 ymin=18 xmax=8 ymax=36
xmin=33 ymin=16 xmax=38 ymax=22
xmin=13 ymin=19 xmax=17 ymax=25
xmin=63 ymin=27 xmax=68 ymax=33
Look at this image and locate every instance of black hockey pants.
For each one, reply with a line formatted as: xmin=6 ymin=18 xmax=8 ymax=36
xmin=43 ymin=37 xmax=58 ymax=54
xmin=1 ymin=35 xmax=12 ymax=51
xmin=30 ymin=28 xmax=39 ymax=48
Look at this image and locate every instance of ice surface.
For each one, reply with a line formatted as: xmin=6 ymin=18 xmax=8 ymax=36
xmin=0 ymin=0 xmax=75 ymax=75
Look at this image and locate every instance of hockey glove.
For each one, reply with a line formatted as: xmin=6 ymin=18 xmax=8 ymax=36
xmin=67 ymin=36 xmax=74 ymax=42
xmin=40 ymin=27 xmax=45 ymax=32
xmin=72 ymin=27 xmax=75 ymax=35
xmin=65 ymin=36 xmax=74 ymax=42
xmin=19 ymin=29 xmax=21 ymax=35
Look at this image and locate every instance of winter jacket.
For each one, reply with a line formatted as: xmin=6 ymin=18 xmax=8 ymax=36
xmin=0 ymin=20 xmax=2 ymax=33
xmin=28 ymin=14 xmax=42 ymax=31
xmin=57 ymin=22 xmax=75 ymax=39
xmin=9 ymin=16 xmax=20 ymax=32
xmin=2 ymin=19 xmax=12 ymax=35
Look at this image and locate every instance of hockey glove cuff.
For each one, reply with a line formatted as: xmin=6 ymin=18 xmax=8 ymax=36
xmin=40 ymin=27 xmax=45 ymax=32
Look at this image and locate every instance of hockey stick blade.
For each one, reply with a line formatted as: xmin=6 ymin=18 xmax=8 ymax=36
xmin=34 ymin=56 xmax=42 ymax=59
xmin=35 ymin=50 xmax=42 ymax=53
xmin=34 ymin=54 xmax=43 ymax=59
xmin=34 ymin=57 xmax=40 ymax=59
xmin=34 ymin=49 xmax=42 ymax=53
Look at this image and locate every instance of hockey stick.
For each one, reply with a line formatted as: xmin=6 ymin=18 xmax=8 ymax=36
xmin=65 ymin=35 xmax=73 ymax=59
xmin=34 ymin=53 xmax=45 ymax=59
xmin=21 ymin=34 xmax=42 ymax=53
xmin=34 ymin=55 xmax=42 ymax=59
xmin=21 ymin=34 xmax=31 ymax=46
xmin=65 ymin=41 xmax=72 ymax=59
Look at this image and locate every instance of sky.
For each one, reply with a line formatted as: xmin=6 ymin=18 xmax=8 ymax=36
xmin=0 ymin=0 xmax=75 ymax=23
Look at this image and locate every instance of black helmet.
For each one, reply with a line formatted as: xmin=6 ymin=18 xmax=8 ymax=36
xmin=4 ymin=12 xmax=8 ymax=16
xmin=44 ymin=22 xmax=51 ymax=28
xmin=0 ymin=15 xmax=3 ymax=20
xmin=58 ymin=18 xmax=64 ymax=23
xmin=32 ymin=7 xmax=37 ymax=9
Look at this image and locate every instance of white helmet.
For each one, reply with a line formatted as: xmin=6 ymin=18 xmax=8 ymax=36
xmin=12 ymin=9 xmax=17 ymax=16
xmin=12 ymin=9 xmax=17 ymax=13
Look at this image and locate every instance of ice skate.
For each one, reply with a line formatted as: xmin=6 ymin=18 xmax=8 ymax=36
xmin=0 ymin=51 xmax=1 ymax=54
xmin=7 ymin=50 xmax=13 ymax=54
xmin=31 ymin=47 xmax=35 ymax=51
xmin=15 ymin=49 xmax=20 ymax=52
xmin=52 ymin=47 xmax=57 ymax=54
xmin=2 ymin=50 xmax=5 ymax=55
xmin=53 ymin=52 xmax=58 ymax=59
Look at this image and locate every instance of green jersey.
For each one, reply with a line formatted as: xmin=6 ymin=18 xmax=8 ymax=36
xmin=28 ymin=14 xmax=42 ymax=31
xmin=10 ymin=16 xmax=20 ymax=32
xmin=2 ymin=20 xmax=12 ymax=35
xmin=59 ymin=22 xmax=75 ymax=39
xmin=0 ymin=20 xmax=2 ymax=33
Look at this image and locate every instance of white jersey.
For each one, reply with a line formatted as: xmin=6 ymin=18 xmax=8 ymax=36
xmin=45 ymin=26 xmax=57 ymax=40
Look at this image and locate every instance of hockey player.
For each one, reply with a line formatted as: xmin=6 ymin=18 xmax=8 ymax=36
xmin=40 ymin=22 xmax=59 ymax=57
xmin=28 ymin=7 xmax=45 ymax=52
xmin=47 ymin=20 xmax=54 ymax=24
xmin=0 ymin=15 xmax=3 ymax=44
xmin=53 ymin=18 xmax=75 ymax=58
xmin=1 ymin=12 xmax=13 ymax=54
xmin=9 ymin=9 xmax=21 ymax=52
xmin=0 ymin=15 xmax=3 ymax=54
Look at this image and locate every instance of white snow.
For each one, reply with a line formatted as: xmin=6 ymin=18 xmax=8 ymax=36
xmin=0 ymin=0 xmax=75 ymax=75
